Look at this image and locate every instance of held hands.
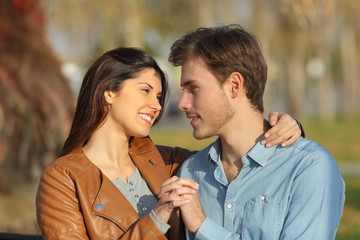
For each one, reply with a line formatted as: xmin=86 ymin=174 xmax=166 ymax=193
xmin=179 ymin=192 xmax=206 ymax=234
xmin=261 ymin=112 xmax=302 ymax=148
xmin=153 ymin=176 xmax=199 ymax=224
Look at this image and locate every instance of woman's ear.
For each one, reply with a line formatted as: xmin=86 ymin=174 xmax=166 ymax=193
xmin=104 ymin=90 xmax=114 ymax=104
xmin=227 ymin=72 xmax=244 ymax=98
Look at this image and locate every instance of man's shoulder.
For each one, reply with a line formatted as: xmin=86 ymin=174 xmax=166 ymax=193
xmin=282 ymin=137 xmax=338 ymax=172
xmin=178 ymin=141 xmax=215 ymax=176
xmin=289 ymin=137 xmax=333 ymax=159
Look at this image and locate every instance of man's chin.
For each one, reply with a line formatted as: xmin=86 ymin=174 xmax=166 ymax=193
xmin=192 ymin=130 xmax=213 ymax=140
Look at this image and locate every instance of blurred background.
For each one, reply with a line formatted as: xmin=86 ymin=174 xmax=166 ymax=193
xmin=0 ymin=0 xmax=359 ymax=239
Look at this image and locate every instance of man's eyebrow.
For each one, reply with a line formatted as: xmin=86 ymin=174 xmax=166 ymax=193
xmin=180 ymin=79 xmax=196 ymax=88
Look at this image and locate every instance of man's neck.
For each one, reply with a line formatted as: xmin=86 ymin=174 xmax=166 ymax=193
xmin=219 ymin=111 xmax=270 ymax=182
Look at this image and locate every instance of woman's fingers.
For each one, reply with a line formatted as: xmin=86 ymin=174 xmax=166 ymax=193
xmin=262 ymin=112 xmax=301 ymax=147
xmin=158 ymin=177 xmax=199 ymax=198
xmin=154 ymin=178 xmax=199 ymax=223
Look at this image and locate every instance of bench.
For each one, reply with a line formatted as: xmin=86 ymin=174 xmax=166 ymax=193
xmin=0 ymin=233 xmax=42 ymax=240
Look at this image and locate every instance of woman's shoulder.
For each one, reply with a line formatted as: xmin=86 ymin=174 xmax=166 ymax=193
xmin=42 ymin=147 xmax=96 ymax=180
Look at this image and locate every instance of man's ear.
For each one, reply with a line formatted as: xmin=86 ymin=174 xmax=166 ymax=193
xmin=227 ymin=72 xmax=244 ymax=98
xmin=104 ymin=90 xmax=115 ymax=104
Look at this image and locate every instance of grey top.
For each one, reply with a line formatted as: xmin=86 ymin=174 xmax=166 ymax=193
xmin=113 ymin=167 xmax=170 ymax=234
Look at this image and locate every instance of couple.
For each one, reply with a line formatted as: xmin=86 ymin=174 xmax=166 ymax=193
xmin=36 ymin=24 xmax=345 ymax=239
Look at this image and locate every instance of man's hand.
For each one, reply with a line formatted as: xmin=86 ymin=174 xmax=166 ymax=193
xmin=261 ymin=112 xmax=302 ymax=148
xmin=154 ymin=176 xmax=198 ymax=223
xmin=180 ymin=192 xmax=206 ymax=234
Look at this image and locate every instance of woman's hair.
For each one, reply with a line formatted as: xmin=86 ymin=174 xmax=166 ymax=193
xmin=60 ymin=47 xmax=168 ymax=156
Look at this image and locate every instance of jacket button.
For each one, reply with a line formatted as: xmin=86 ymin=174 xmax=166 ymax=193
xmin=96 ymin=204 xmax=103 ymax=210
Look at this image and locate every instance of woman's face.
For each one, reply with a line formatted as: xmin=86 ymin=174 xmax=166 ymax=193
xmin=104 ymin=68 xmax=162 ymax=139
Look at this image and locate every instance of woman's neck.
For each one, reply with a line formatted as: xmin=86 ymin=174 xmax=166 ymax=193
xmin=82 ymin=125 xmax=136 ymax=182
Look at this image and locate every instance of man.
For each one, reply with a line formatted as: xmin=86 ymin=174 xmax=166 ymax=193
xmin=168 ymin=24 xmax=345 ymax=239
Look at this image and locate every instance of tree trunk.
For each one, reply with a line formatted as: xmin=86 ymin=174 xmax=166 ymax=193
xmin=0 ymin=0 xmax=74 ymax=181
xmin=285 ymin=32 xmax=307 ymax=119
xmin=340 ymin=24 xmax=359 ymax=117
xmin=122 ymin=0 xmax=144 ymax=48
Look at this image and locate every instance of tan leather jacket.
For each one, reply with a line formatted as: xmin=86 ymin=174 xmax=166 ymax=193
xmin=36 ymin=137 xmax=194 ymax=240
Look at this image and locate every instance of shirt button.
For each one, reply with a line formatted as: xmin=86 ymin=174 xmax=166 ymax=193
xmin=129 ymin=188 xmax=134 ymax=192
xmin=227 ymin=203 xmax=232 ymax=209
xmin=96 ymin=203 xmax=103 ymax=210
xmin=129 ymin=182 xmax=133 ymax=186
xmin=142 ymin=207 xmax=148 ymax=212
xmin=261 ymin=195 xmax=266 ymax=201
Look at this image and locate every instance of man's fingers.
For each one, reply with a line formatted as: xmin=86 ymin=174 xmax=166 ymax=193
xmin=159 ymin=190 xmax=196 ymax=209
xmin=158 ymin=177 xmax=199 ymax=198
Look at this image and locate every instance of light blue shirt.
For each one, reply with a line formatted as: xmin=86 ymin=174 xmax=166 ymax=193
xmin=178 ymin=137 xmax=345 ymax=240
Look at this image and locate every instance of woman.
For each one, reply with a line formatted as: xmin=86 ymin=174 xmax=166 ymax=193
xmin=36 ymin=47 xmax=302 ymax=240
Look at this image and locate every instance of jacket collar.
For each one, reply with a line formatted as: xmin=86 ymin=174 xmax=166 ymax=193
xmin=90 ymin=136 xmax=169 ymax=231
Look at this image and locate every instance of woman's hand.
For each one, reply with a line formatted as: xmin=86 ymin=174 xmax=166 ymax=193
xmin=153 ymin=176 xmax=199 ymax=223
xmin=262 ymin=112 xmax=303 ymax=148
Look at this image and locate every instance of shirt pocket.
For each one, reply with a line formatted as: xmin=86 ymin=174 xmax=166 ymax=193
xmin=241 ymin=194 xmax=283 ymax=240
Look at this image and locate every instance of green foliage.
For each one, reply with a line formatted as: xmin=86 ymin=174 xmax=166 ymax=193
xmin=336 ymin=176 xmax=360 ymax=239
xmin=303 ymin=117 xmax=360 ymax=163
xmin=151 ymin=117 xmax=360 ymax=163
xmin=150 ymin=127 xmax=216 ymax=151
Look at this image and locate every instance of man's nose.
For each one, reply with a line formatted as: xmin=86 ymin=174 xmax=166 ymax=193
xmin=178 ymin=92 xmax=191 ymax=111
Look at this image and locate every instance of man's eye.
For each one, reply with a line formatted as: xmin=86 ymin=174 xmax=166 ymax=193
xmin=190 ymin=85 xmax=198 ymax=92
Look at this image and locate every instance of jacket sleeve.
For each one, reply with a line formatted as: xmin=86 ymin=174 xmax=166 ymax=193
xmin=156 ymin=145 xmax=196 ymax=176
xmin=117 ymin=214 xmax=168 ymax=240
xmin=36 ymin=164 xmax=169 ymax=240
xmin=36 ymin=165 xmax=89 ymax=240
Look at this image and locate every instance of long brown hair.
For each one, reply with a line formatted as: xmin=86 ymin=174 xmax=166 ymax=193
xmin=60 ymin=47 xmax=168 ymax=156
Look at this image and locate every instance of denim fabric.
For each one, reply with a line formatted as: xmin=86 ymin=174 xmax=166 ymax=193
xmin=178 ymin=137 xmax=345 ymax=240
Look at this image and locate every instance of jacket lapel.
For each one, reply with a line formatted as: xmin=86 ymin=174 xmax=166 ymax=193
xmin=90 ymin=137 xmax=169 ymax=232
xmin=91 ymin=171 xmax=139 ymax=232
xmin=129 ymin=137 xmax=170 ymax=196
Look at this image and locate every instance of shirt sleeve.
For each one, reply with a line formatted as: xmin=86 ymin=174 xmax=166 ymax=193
xmin=149 ymin=209 xmax=171 ymax=234
xmin=194 ymin=217 xmax=240 ymax=240
xmin=280 ymin=150 xmax=345 ymax=239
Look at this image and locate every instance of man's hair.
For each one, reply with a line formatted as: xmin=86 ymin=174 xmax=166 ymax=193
xmin=169 ymin=24 xmax=267 ymax=113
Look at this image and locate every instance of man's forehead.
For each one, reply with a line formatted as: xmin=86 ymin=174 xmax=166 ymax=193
xmin=182 ymin=57 xmax=208 ymax=69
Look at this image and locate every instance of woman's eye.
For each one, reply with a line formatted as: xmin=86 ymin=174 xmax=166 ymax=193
xmin=141 ymin=88 xmax=150 ymax=93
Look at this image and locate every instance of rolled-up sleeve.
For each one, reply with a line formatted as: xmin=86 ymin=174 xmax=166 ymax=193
xmin=195 ymin=217 xmax=240 ymax=240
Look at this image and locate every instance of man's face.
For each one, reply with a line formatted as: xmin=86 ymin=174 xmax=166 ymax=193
xmin=178 ymin=57 xmax=234 ymax=139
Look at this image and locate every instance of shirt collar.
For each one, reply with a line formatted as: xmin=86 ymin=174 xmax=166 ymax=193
xmin=208 ymin=138 xmax=222 ymax=165
xmin=246 ymin=137 xmax=278 ymax=167
xmin=207 ymin=137 xmax=278 ymax=167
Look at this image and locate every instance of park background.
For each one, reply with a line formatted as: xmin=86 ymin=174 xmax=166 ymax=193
xmin=0 ymin=0 xmax=359 ymax=239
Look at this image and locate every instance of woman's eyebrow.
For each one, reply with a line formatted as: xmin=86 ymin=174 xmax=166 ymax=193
xmin=139 ymin=82 xmax=162 ymax=95
xmin=138 ymin=82 xmax=154 ymax=89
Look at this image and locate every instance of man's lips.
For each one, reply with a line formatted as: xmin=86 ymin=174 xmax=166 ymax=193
xmin=186 ymin=114 xmax=200 ymax=126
